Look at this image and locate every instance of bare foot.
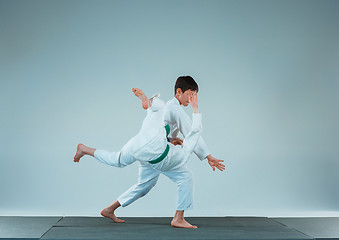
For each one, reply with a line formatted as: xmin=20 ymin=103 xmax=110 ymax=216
xmin=171 ymin=218 xmax=198 ymax=228
xmin=74 ymin=143 xmax=85 ymax=162
xmin=132 ymin=88 xmax=149 ymax=109
xmin=101 ymin=208 xmax=125 ymax=223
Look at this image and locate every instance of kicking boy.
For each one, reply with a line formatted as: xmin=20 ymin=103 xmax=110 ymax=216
xmin=102 ymin=77 xmax=225 ymax=228
xmin=74 ymin=88 xmax=203 ymax=228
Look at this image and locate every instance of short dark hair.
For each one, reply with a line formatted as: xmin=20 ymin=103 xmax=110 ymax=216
xmin=174 ymin=76 xmax=199 ymax=95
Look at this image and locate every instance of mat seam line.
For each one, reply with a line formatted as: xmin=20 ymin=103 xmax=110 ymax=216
xmin=39 ymin=216 xmax=64 ymax=239
xmin=270 ymin=219 xmax=315 ymax=239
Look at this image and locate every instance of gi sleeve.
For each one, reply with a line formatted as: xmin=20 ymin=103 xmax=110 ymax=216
xmin=173 ymin=107 xmax=211 ymax=160
xmin=182 ymin=113 xmax=202 ymax=155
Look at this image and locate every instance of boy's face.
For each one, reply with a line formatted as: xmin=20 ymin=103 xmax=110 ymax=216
xmin=176 ymin=88 xmax=197 ymax=106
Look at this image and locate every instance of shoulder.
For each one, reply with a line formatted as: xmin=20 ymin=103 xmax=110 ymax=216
xmin=166 ymin=98 xmax=181 ymax=108
xmin=166 ymin=99 xmax=184 ymax=114
xmin=164 ymin=99 xmax=181 ymax=120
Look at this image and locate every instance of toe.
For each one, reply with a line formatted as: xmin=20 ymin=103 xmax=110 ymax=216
xmin=114 ymin=218 xmax=125 ymax=223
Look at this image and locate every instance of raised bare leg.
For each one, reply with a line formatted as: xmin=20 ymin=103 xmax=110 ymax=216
xmin=132 ymin=88 xmax=151 ymax=110
xmin=171 ymin=210 xmax=198 ymax=228
xmin=73 ymin=143 xmax=96 ymax=162
xmin=100 ymin=200 xmax=125 ymax=223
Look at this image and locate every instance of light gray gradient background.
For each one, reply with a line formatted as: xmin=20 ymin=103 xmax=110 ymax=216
xmin=1 ymin=0 xmax=338 ymax=217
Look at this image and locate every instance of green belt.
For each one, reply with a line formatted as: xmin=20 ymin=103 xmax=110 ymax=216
xmin=149 ymin=125 xmax=170 ymax=164
xmin=149 ymin=144 xmax=169 ymax=164
xmin=165 ymin=124 xmax=170 ymax=136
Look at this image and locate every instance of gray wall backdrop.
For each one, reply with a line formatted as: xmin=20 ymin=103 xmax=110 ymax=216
xmin=1 ymin=0 xmax=338 ymax=217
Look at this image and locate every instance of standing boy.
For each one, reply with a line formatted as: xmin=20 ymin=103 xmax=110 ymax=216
xmin=75 ymin=88 xmax=207 ymax=228
xmin=100 ymin=76 xmax=225 ymax=228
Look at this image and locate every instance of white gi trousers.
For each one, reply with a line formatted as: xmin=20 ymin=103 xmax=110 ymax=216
xmin=93 ymin=96 xmax=202 ymax=210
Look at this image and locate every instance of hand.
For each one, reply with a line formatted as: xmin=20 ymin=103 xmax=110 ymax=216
xmin=207 ymin=154 xmax=225 ymax=171
xmin=170 ymin=138 xmax=183 ymax=146
xmin=189 ymin=93 xmax=199 ymax=113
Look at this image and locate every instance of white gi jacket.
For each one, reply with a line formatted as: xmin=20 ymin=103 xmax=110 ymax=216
xmin=94 ymin=94 xmax=204 ymax=210
xmin=94 ymin=95 xmax=202 ymax=168
xmin=164 ymin=97 xmax=210 ymax=160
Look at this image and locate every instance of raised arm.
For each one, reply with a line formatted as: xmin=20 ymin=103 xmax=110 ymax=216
xmin=170 ymin=104 xmax=210 ymax=160
xmin=168 ymin=95 xmax=225 ymax=171
xmin=181 ymin=93 xmax=202 ymax=155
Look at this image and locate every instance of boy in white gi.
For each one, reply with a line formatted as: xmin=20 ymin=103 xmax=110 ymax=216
xmin=74 ymin=88 xmax=207 ymax=228
xmin=98 ymin=77 xmax=225 ymax=228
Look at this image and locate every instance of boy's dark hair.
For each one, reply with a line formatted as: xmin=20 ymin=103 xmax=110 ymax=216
xmin=174 ymin=76 xmax=199 ymax=95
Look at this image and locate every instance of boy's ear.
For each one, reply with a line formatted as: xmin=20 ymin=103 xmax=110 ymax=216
xmin=176 ymin=88 xmax=182 ymax=95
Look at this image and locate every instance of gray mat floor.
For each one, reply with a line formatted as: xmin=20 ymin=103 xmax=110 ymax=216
xmin=273 ymin=217 xmax=339 ymax=240
xmin=0 ymin=216 xmax=62 ymax=239
xmin=0 ymin=216 xmax=338 ymax=240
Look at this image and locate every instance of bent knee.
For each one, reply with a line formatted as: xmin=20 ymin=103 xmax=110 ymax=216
xmin=135 ymin=181 xmax=157 ymax=197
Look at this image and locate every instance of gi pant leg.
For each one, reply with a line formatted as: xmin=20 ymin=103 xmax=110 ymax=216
xmin=116 ymin=113 xmax=202 ymax=209
xmin=94 ymin=137 xmax=137 ymax=168
xmin=162 ymin=165 xmax=193 ymax=210
xmin=117 ymin=163 xmax=193 ymax=210
xmin=93 ymin=96 xmax=166 ymax=168
xmin=117 ymin=163 xmax=160 ymax=207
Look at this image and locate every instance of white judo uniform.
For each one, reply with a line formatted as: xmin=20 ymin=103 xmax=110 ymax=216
xmin=94 ymin=95 xmax=204 ymax=210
